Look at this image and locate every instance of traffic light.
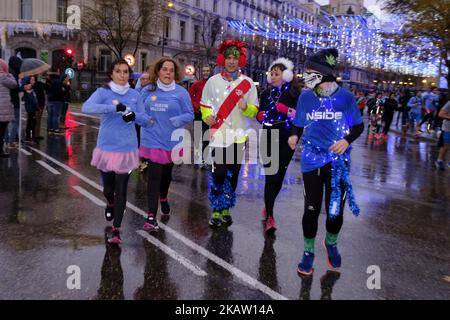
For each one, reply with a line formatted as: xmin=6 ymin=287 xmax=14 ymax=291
xmin=65 ymin=48 xmax=74 ymax=66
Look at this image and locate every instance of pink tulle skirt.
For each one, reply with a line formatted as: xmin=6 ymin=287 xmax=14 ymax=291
xmin=139 ymin=146 xmax=183 ymax=165
xmin=91 ymin=148 xmax=139 ymax=173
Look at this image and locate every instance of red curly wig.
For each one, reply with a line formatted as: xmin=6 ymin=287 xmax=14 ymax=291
xmin=216 ymin=39 xmax=247 ymax=68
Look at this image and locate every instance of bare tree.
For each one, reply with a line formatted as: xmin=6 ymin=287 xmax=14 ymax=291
xmin=201 ymin=13 xmax=223 ymax=65
xmin=82 ymin=0 xmax=165 ymax=59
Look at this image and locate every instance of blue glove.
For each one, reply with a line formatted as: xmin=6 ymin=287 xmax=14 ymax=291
xmin=169 ymin=116 xmax=183 ymax=127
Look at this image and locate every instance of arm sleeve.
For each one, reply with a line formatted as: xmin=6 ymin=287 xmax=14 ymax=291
xmin=2 ymin=74 xmax=19 ymax=89
xmin=290 ymin=126 xmax=304 ymax=137
xmin=344 ymin=123 xmax=364 ymax=144
xmin=241 ymin=82 xmax=259 ymax=118
xmin=133 ymin=94 xmax=152 ymax=127
xmin=82 ymin=88 xmax=116 ymax=114
xmin=200 ymin=80 xmax=214 ymax=122
xmin=175 ymin=90 xmax=195 ymax=126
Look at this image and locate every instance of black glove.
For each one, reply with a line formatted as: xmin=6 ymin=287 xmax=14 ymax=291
xmin=116 ymin=103 xmax=127 ymax=112
xmin=122 ymin=111 xmax=135 ymax=122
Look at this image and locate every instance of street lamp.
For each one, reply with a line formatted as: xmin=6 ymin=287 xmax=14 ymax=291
xmin=161 ymin=1 xmax=174 ymax=56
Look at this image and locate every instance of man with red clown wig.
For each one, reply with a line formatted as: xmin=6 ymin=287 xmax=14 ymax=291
xmin=200 ymin=39 xmax=259 ymax=227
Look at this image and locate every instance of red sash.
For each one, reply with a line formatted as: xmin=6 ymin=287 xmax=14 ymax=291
xmin=211 ymin=79 xmax=252 ymax=130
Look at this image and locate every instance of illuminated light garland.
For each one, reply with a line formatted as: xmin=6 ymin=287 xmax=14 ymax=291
xmin=227 ymin=15 xmax=440 ymax=78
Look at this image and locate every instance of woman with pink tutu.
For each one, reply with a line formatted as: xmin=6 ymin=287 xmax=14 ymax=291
xmin=82 ymin=59 xmax=150 ymax=245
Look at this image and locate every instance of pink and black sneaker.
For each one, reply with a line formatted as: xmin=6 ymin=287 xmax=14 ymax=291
xmin=261 ymin=208 xmax=267 ymax=220
xmin=143 ymin=213 xmax=159 ymax=232
xmin=107 ymin=226 xmax=122 ymax=245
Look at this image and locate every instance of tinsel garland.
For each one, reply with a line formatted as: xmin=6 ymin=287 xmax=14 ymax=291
xmin=208 ymin=170 xmax=236 ymax=211
xmin=302 ymin=142 xmax=359 ymax=219
xmin=329 ymin=156 xmax=360 ymax=219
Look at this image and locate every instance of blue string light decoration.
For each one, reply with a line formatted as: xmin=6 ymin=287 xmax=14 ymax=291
xmin=262 ymin=83 xmax=293 ymax=129
xmin=227 ymin=15 xmax=440 ymax=78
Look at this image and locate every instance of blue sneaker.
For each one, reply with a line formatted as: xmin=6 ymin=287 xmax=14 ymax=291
xmin=324 ymin=240 xmax=341 ymax=271
xmin=447 ymin=162 xmax=450 ymax=169
xmin=297 ymin=251 xmax=315 ymax=276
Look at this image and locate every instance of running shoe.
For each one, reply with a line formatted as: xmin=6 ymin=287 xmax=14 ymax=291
xmin=160 ymin=198 xmax=170 ymax=215
xmin=323 ymin=240 xmax=342 ymax=271
xmin=143 ymin=213 xmax=159 ymax=232
xmin=435 ymin=160 xmax=445 ymax=171
xmin=264 ymin=216 xmax=277 ymax=233
xmin=104 ymin=203 xmax=114 ymax=221
xmin=221 ymin=208 xmax=233 ymax=225
xmin=107 ymin=226 xmax=122 ymax=245
xmin=297 ymin=251 xmax=315 ymax=276
xmin=209 ymin=211 xmax=222 ymax=227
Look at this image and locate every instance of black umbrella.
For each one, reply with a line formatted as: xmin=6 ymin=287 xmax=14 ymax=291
xmin=19 ymin=58 xmax=50 ymax=79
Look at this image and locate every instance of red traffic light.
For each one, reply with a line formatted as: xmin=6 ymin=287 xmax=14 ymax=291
xmin=66 ymin=48 xmax=73 ymax=55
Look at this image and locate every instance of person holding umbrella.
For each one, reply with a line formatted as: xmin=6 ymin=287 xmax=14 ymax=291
xmin=4 ymin=56 xmax=22 ymax=149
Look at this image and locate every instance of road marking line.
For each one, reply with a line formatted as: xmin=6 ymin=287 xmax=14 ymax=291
xmin=70 ymin=112 xmax=100 ymax=120
xmin=36 ymin=160 xmax=60 ymax=175
xmin=68 ymin=119 xmax=86 ymax=126
xmin=136 ymin=230 xmax=207 ymax=277
xmin=91 ymin=126 xmax=100 ymax=130
xmin=26 ymin=146 xmax=288 ymax=300
xmin=73 ymin=185 xmax=105 ymax=206
xmin=19 ymin=148 xmax=32 ymax=156
xmin=71 ymin=185 xmax=207 ymax=277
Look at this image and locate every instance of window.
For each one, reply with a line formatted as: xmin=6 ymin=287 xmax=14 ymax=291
xmin=99 ymin=49 xmax=112 ymax=72
xmin=57 ymin=0 xmax=68 ymax=23
xmin=196 ymin=0 xmax=201 ymax=7
xmin=21 ymin=0 xmax=32 ymax=20
xmin=194 ymin=25 xmax=200 ymax=44
xmin=213 ymin=0 xmax=218 ymax=12
xmin=164 ymin=16 xmax=171 ymax=38
xmin=140 ymin=52 xmax=147 ymax=72
xmin=180 ymin=20 xmax=186 ymax=42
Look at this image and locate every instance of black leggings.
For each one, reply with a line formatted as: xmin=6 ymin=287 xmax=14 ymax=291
xmin=211 ymin=143 xmax=245 ymax=196
xmin=262 ymin=126 xmax=295 ymax=217
xmin=101 ymin=171 xmax=131 ymax=228
xmin=26 ymin=112 xmax=36 ymax=140
xmin=382 ymin=112 xmax=394 ymax=134
xmin=419 ymin=110 xmax=434 ymax=126
xmin=302 ymin=162 xmax=346 ymax=239
xmin=0 ymin=121 xmax=9 ymax=154
xmin=147 ymin=161 xmax=174 ymax=215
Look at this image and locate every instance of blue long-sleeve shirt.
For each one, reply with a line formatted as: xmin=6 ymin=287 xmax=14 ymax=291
xmin=407 ymin=96 xmax=423 ymax=113
xmin=140 ymin=84 xmax=194 ymax=150
xmin=82 ymin=86 xmax=150 ymax=152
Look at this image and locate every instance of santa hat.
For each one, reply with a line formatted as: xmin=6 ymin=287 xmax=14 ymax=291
xmin=216 ymin=39 xmax=248 ymax=68
xmin=267 ymin=57 xmax=294 ymax=84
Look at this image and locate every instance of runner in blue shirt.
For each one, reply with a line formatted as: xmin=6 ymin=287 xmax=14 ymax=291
xmin=288 ymin=48 xmax=364 ymax=276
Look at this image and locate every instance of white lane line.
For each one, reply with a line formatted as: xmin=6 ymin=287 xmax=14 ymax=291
xmin=73 ymin=185 xmax=105 ymax=206
xmin=68 ymin=119 xmax=87 ymax=126
xmin=70 ymin=112 xmax=100 ymax=120
xmin=91 ymin=126 xmax=100 ymax=130
xmin=36 ymin=160 xmax=61 ymax=175
xmin=26 ymin=146 xmax=288 ymax=300
xmin=136 ymin=230 xmax=207 ymax=277
xmin=19 ymin=148 xmax=32 ymax=156
xmin=71 ymin=185 xmax=206 ymax=277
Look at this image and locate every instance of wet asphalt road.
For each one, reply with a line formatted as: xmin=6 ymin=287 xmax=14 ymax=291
xmin=0 ymin=105 xmax=449 ymax=300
